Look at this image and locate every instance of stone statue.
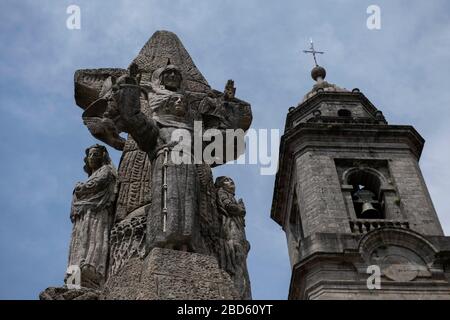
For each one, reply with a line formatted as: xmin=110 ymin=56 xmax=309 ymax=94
xmin=108 ymin=57 xmax=251 ymax=258
xmin=112 ymin=62 xmax=203 ymax=252
xmin=67 ymin=144 xmax=117 ymax=288
xmin=215 ymin=176 xmax=252 ymax=300
xmin=41 ymin=30 xmax=253 ymax=300
xmin=199 ymin=79 xmax=252 ymax=130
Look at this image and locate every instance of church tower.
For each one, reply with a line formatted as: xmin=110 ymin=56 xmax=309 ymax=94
xmin=271 ymin=43 xmax=450 ymax=299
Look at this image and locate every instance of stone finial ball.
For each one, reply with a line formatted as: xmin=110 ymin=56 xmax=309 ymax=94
xmin=311 ymin=66 xmax=326 ymax=81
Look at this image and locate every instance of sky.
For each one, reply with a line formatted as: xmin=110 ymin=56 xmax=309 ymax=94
xmin=1 ymin=0 xmax=450 ymax=300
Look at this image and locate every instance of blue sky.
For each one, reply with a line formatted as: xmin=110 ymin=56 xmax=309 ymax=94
xmin=1 ymin=0 xmax=450 ymax=299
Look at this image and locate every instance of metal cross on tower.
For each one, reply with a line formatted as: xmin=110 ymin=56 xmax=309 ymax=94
xmin=303 ymin=39 xmax=324 ymax=67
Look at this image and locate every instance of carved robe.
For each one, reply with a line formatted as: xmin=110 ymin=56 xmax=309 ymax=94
xmin=68 ymin=164 xmax=117 ymax=283
xmin=217 ymin=188 xmax=251 ymax=300
xmin=147 ymin=117 xmax=201 ymax=251
xmin=115 ymin=74 xmax=205 ymax=253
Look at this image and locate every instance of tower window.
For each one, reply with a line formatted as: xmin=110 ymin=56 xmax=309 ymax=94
xmin=338 ymin=109 xmax=352 ymax=117
xmin=347 ymin=170 xmax=384 ymax=219
xmin=289 ymin=192 xmax=304 ymax=241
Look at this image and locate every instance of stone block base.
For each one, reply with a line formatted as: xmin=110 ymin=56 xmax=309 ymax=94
xmin=39 ymin=287 xmax=101 ymax=300
xmin=102 ymin=248 xmax=239 ymax=300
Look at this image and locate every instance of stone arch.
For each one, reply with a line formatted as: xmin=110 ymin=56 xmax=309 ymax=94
xmin=358 ymin=227 xmax=438 ymax=266
xmin=343 ymin=167 xmax=388 ymax=219
xmin=343 ymin=167 xmax=388 ymax=197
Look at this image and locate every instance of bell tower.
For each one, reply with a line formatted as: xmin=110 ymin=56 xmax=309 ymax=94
xmin=271 ymin=43 xmax=450 ymax=299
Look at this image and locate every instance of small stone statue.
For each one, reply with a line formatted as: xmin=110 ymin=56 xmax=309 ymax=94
xmin=67 ymin=144 xmax=117 ymax=289
xmin=215 ymin=176 xmax=252 ymax=300
xmin=198 ymin=80 xmax=230 ymax=130
xmin=224 ymin=79 xmax=236 ymax=101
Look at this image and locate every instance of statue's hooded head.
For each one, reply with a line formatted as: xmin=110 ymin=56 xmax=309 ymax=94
xmin=215 ymin=176 xmax=236 ymax=194
xmin=151 ymin=59 xmax=183 ymax=92
xmin=83 ymin=144 xmax=112 ymax=176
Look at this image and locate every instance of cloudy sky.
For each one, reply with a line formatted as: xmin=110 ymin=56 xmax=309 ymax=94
xmin=1 ymin=0 xmax=450 ymax=299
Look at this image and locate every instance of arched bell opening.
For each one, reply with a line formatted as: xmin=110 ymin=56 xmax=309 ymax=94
xmin=347 ymin=170 xmax=385 ymax=219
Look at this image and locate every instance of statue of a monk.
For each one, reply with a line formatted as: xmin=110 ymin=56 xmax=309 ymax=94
xmin=113 ymin=63 xmax=205 ymax=253
xmin=67 ymin=144 xmax=117 ymax=288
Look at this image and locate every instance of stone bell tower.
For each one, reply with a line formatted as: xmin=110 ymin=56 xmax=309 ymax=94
xmin=271 ymin=43 xmax=450 ymax=299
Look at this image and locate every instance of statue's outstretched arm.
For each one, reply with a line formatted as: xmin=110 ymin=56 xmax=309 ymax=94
xmin=113 ymin=81 xmax=159 ymax=153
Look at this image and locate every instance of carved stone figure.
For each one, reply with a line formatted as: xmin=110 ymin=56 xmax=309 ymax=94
xmin=112 ymin=63 xmax=204 ymax=253
xmin=67 ymin=144 xmax=117 ymax=288
xmin=215 ymin=176 xmax=252 ymax=300
xmin=41 ymin=30 xmax=253 ymax=300
xmin=199 ymin=79 xmax=252 ymax=131
xmin=109 ymin=55 xmax=252 ymax=258
xmin=80 ymin=70 xmax=129 ymax=151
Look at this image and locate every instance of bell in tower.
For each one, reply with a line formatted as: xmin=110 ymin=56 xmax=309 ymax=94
xmin=353 ymin=188 xmax=382 ymax=219
xmin=271 ymin=41 xmax=450 ymax=300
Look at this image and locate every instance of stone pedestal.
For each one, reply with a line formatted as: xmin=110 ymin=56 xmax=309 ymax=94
xmin=39 ymin=287 xmax=101 ymax=300
xmin=102 ymin=248 xmax=239 ymax=300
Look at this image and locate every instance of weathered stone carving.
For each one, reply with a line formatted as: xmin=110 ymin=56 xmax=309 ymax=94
xmin=41 ymin=30 xmax=253 ymax=300
xmin=215 ymin=176 xmax=252 ymax=300
xmin=102 ymin=248 xmax=239 ymax=300
xmin=77 ymin=69 xmax=128 ymax=151
xmin=113 ymin=63 xmax=206 ymax=253
xmin=67 ymin=144 xmax=117 ymax=289
xmin=199 ymin=79 xmax=252 ymax=131
xmin=107 ymin=55 xmax=252 ymax=259
xmin=39 ymin=287 xmax=101 ymax=300
xmin=370 ymin=245 xmax=430 ymax=282
xmin=115 ymin=148 xmax=152 ymax=222
xmin=77 ymin=34 xmax=252 ymax=223
xmin=108 ymin=206 xmax=147 ymax=277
